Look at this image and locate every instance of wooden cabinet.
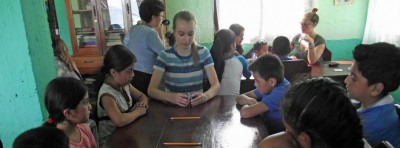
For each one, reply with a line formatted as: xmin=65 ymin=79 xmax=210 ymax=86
xmin=65 ymin=0 xmax=133 ymax=74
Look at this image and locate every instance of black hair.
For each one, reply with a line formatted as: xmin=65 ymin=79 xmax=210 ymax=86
xmin=13 ymin=126 xmax=69 ymax=148
xmin=272 ymin=36 xmax=291 ymax=56
xmin=282 ymin=77 xmax=364 ymax=148
xmin=210 ymin=29 xmax=236 ymax=82
xmin=248 ymin=54 xmax=284 ymax=84
xmin=43 ymin=77 xmax=87 ymax=126
xmin=164 ymin=31 xmax=175 ymax=47
xmin=353 ymin=42 xmax=400 ymax=97
xmin=139 ymin=0 xmax=165 ymax=23
xmin=95 ymin=45 xmax=137 ymax=92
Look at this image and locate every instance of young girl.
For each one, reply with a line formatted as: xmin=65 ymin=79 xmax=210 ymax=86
xmin=96 ymin=45 xmax=148 ymax=147
xmin=43 ymin=77 xmax=96 ymax=148
xmin=148 ymin=11 xmax=220 ymax=107
xmin=291 ymin=8 xmax=326 ymax=64
xmin=210 ymin=29 xmax=251 ymax=95
xmin=52 ymin=39 xmax=82 ymax=80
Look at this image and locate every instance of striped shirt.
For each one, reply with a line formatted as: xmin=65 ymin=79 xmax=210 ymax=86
xmin=154 ymin=47 xmax=214 ymax=93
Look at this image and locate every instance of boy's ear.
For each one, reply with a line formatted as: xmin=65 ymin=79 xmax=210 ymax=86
xmin=297 ymin=131 xmax=311 ymax=148
xmin=369 ymin=82 xmax=384 ymax=97
xmin=268 ymin=78 xmax=277 ymax=86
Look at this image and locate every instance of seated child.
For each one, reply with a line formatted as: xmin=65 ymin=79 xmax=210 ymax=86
xmin=344 ymin=42 xmax=400 ymax=147
xmin=210 ymin=29 xmax=251 ymax=95
xmin=13 ymin=126 xmax=69 ymax=148
xmin=42 ymin=77 xmax=96 ymax=148
xmin=245 ymin=40 xmax=269 ymax=60
xmin=96 ymin=45 xmax=148 ymax=147
xmin=258 ymin=77 xmax=367 ymax=148
xmin=236 ymin=54 xmax=290 ymax=134
xmin=148 ymin=11 xmax=220 ymax=107
xmin=271 ymin=36 xmax=292 ymax=61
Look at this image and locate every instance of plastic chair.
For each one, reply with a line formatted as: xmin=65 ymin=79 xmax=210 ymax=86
xmin=322 ymin=47 xmax=332 ymax=61
xmin=281 ymin=59 xmax=311 ymax=82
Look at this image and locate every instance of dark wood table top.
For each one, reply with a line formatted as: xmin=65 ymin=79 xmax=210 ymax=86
xmin=109 ymin=95 xmax=268 ymax=148
xmin=311 ymin=60 xmax=352 ymax=78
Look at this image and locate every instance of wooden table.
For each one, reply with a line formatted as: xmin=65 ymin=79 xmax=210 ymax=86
xmin=108 ymin=96 xmax=268 ymax=148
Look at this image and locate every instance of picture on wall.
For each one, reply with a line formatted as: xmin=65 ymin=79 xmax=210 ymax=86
xmin=335 ymin=0 xmax=354 ymax=5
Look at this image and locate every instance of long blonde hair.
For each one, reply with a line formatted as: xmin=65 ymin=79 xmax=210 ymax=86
xmin=53 ymin=39 xmax=75 ymax=71
xmin=172 ymin=11 xmax=201 ymax=67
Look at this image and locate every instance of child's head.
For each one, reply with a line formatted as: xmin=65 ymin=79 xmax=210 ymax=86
xmin=13 ymin=126 xmax=69 ymax=148
xmin=248 ymin=54 xmax=284 ymax=93
xmin=164 ymin=31 xmax=175 ymax=48
xmin=272 ymin=36 xmax=291 ymax=56
xmin=101 ymin=45 xmax=137 ymax=85
xmin=345 ymin=42 xmax=400 ymax=100
xmin=252 ymin=40 xmax=268 ymax=57
xmin=210 ymin=29 xmax=236 ymax=81
xmin=44 ymin=77 xmax=90 ymax=126
xmin=139 ymin=0 xmax=164 ymax=23
xmin=282 ymin=77 xmax=363 ymax=148
xmin=229 ymin=23 xmax=245 ymax=45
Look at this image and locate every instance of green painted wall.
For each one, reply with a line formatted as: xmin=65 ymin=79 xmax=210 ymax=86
xmin=55 ymin=0 xmax=73 ymax=54
xmin=0 ymin=1 xmax=56 ymax=147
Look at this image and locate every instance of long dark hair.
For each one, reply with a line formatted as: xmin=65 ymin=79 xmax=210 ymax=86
xmin=95 ymin=45 xmax=137 ymax=92
xmin=210 ymin=29 xmax=236 ymax=82
xmin=43 ymin=77 xmax=87 ymax=126
xmin=281 ymin=77 xmax=364 ymax=148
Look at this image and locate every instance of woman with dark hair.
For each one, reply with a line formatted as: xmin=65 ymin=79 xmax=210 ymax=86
xmin=229 ymin=23 xmax=245 ymax=55
xmin=291 ymin=8 xmax=326 ymax=64
xmin=124 ymin=0 xmax=166 ymax=96
xmin=210 ymin=29 xmax=251 ymax=95
xmin=259 ymin=77 xmax=367 ymax=148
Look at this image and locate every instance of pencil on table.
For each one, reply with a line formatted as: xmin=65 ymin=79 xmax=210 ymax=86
xmin=170 ymin=116 xmax=201 ymax=120
xmin=163 ymin=142 xmax=202 ymax=146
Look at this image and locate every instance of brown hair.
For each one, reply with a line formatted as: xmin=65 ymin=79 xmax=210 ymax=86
xmin=173 ymin=11 xmax=201 ymax=66
xmin=305 ymin=8 xmax=319 ymax=25
xmin=53 ymin=39 xmax=75 ymax=71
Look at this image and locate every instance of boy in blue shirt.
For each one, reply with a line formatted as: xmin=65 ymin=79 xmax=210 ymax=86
xmin=236 ymin=54 xmax=290 ymax=134
xmin=345 ymin=42 xmax=400 ymax=147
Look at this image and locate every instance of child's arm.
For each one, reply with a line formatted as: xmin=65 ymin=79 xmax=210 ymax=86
xmin=101 ymin=95 xmax=147 ymax=127
xmin=236 ymin=90 xmax=258 ymax=105
xmin=239 ymin=102 xmax=268 ymax=118
xmin=129 ymin=84 xmax=148 ymax=108
xmin=148 ymin=69 xmax=190 ymax=107
xmin=191 ymin=66 xmax=221 ymax=106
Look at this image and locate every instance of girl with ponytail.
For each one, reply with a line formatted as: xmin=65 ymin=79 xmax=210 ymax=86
xmin=43 ymin=77 xmax=96 ymax=148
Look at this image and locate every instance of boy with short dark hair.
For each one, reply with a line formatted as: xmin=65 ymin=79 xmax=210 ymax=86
xmin=236 ymin=54 xmax=290 ymax=134
xmin=345 ymin=42 xmax=400 ymax=147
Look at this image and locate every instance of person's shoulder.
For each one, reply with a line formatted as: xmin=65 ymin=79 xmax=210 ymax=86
xmin=258 ymin=132 xmax=297 ymax=148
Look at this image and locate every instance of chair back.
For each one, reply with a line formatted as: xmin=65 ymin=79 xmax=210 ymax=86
xmin=322 ymin=47 xmax=332 ymax=61
xmin=281 ymin=59 xmax=311 ymax=82
xmin=395 ymin=104 xmax=400 ymax=118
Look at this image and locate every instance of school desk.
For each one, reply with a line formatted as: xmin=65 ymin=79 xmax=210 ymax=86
xmin=108 ymin=95 xmax=268 ymax=147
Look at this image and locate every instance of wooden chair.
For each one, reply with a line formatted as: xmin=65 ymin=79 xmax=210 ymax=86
xmin=374 ymin=141 xmax=395 ymax=148
xmin=322 ymin=47 xmax=332 ymax=61
xmin=281 ymin=59 xmax=311 ymax=82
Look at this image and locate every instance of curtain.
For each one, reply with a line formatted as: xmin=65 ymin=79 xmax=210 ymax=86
xmin=362 ymin=0 xmax=400 ymax=47
xmin=216 ymin=0 xmax=316 ymax=44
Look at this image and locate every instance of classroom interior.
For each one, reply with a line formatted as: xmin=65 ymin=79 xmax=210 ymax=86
xmin=1 ymin=0 xmax=399 ymax=147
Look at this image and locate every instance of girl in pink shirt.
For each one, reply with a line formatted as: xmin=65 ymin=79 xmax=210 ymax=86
xmin=43 ymin=77 xmax=97 ymax=148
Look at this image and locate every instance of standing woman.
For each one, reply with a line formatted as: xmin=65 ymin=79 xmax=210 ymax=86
xmin=229 ymin=23 xmax=245 ymax=55
xmin=210 ymin=29 xmax=251 ymax=95
xmin=124 ymin=0 xmax=166 ymax=95
xmin=291 ymin=8 xmax=326 ymax=64
xmin=148 ymin=11 xmax=220 ymax=107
